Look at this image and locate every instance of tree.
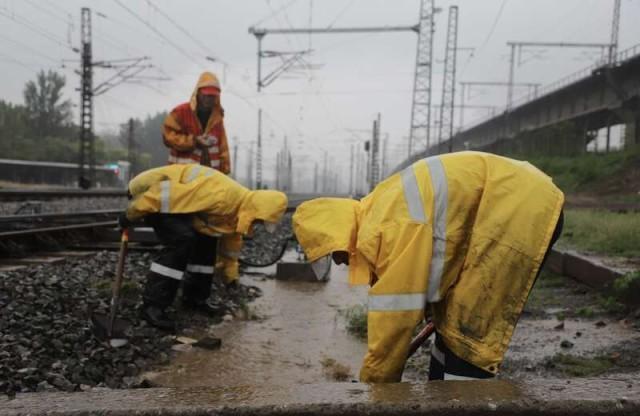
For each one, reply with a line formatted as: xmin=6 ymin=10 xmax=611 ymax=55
xmin=23 ymin=70 xmax=72 ymax=138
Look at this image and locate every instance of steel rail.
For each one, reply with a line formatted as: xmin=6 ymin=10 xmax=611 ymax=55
xmin=0 ymin=220 xmax=117 ymax=238
xmin=0 ymin=189 xmax=127 ymax=201
xmin=0 ymin=210 xmax=121 ymax=223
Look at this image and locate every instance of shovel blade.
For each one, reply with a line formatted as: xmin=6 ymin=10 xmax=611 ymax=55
xmin=90 ymin=313 xmax=131 ymax=341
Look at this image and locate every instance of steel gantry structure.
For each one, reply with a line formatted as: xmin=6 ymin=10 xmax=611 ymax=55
xmin=506 ymin=41 xmax=613 ymax=109
xmin=248 ymin=0 xmax=439 ymax=175
xmin=437 ymin=6 xmax=459 ymax=153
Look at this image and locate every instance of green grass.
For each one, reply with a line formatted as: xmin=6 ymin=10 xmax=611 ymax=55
xmin=558 ymin=209 xmax=640 ymax=258
xmin=527 ymin=145 xmax=640 ymax=193
xmin=344 ymin=304 xmax=368 ymax=339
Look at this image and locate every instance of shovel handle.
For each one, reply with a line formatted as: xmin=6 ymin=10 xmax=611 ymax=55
xmin=108 ymin=229 xmax=129 ymax=336
xmin=407 ymin=321 xmax=435 ymax=358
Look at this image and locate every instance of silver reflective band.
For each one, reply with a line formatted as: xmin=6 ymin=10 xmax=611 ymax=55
xmin=160 ymin=180 xmax=171 ymax=213
xmin=187 ymin=165 xmax=203 ymax=182
xmin=210 ymin=160 xmax=221 ymax=167
xmin=401 ymin=165 xmax=426 ymax=223
xmin=186 ymin=264 xmax=214 ymax=274
xmin=150 ymin=262 xmax=183 ymax=280
xmin=443 ymin=373 xmax=480 ymax=381
xmin=431 ymin=342 xmax=445 ymax=365
xmin=209 ymin=146 xmax=220 ymax=153
xmin=424 ymin=157 xmax=448 ymax=302
xmin=368 ymin=293 xmax=425 ymax=311
xmin=204 ymin=169 xmax=215 ymax=177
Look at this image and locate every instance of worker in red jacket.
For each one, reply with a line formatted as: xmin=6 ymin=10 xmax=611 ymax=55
xmin=162 ymin=71 xmax=231 ymax=173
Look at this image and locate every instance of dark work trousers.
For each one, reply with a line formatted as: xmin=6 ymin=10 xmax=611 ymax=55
xmin=142 ymin=214 xmax=218 ymax=309
xmin=428 ymin=210 xmax=564 ymax=380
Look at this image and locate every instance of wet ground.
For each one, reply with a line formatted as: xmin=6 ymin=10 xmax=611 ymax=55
xmin=144 ymin=253 xmax=640 ymax=387
xmin=144 ymin=252 xmax=369 ymax=386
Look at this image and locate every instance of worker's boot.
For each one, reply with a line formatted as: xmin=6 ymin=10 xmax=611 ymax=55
xmin=182 ymin=299 xmax=225 ymax=317
xmin=141 ymin=304 xmax=176 ymax=331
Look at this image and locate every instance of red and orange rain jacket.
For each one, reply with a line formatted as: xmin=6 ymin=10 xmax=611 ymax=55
xmin=162 ymin=72 xmax=231 ymax=174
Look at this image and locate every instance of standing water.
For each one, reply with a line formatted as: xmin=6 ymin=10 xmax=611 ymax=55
xmin=146 ymin=251 xmax=368 ymax=387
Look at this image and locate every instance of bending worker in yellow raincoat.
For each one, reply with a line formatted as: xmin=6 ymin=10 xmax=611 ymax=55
xmin=118 ymin=164 xmax=287 ymax=330
xmin=293 ymin=151 xmax=564 ymax=382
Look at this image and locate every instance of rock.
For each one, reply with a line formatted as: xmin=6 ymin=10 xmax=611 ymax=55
xmin=595 ymin=320 xmax=607 ymax=328
xmin=47 ymin=372 xmax=75 ymax=391
xmin=36 ymin=381 xmax=56 ymax=392
xmin=193 ymin=337 xmax=222 ymax=350
xmin=171 ymin=344 xmax=192 ymax=353
xmin=553 ymin=322 xmax=565 ymax=331
xmin=223 ymin=314 xmax=234 ymax=322
xmin=560 ymin=340 xmax=574 ymax=349
xmin=575 ymin=331 xmax=582 ymax=338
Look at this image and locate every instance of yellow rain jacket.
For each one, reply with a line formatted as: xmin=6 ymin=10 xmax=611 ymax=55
xmin=126 ymin=164 xmax=287 ymax=239
xmin=217 ymin=233 xmax=243 ymax=283
xmin=293 ymin=151 xmax=564 ymax=382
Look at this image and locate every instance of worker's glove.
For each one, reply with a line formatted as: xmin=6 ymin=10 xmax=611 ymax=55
xmin=118 ymin=211 xmax=132 ymax=230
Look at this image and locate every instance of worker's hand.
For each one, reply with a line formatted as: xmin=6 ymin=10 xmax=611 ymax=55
xmin=195 ymin=135 xmax=209 ymax=149
xmin=118 ymin=211 xmax=132 ymax=230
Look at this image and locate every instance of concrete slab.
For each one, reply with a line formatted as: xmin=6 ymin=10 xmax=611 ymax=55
xmin=275 ymin=261 xmax=327 ymax=281
xmin=1 ymin=379 xmax=638 ymax=415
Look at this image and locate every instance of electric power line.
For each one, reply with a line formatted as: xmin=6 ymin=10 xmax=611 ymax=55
xmin=112 ymin=0 xmax=203 ymax=67
xmin=0 ymin=6 xmax=71 ymax=50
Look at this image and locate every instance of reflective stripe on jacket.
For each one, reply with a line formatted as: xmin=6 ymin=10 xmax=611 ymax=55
xmin=163 ymin=72 xmax=231 ymax=174
xmin=126 ymin=164 xmax=287 ymax=236
xmin=293 ymin=151 xmax=564 ymax=382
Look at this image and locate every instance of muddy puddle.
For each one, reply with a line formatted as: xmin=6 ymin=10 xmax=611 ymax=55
xmin=144 ymin=251 xmax=368 ymax=386
xmin=145 ymin=254 xmax=640 ymax=387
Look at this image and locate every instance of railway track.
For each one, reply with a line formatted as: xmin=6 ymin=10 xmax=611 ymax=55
xmin=0 ymin=188 xmax=126 ymax=202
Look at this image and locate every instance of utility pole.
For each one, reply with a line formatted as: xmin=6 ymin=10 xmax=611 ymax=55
xmin=232 ymin=142 xmax=238 ymax=180
xmin=370 ymin=113 xmax=381 ymax=189
xmin=256 ymin=109 xmax=262 ymax=189
xmin=408 ymin=0 xmax=436 ymax=157
xmin=78 ymin=7 xmax=94 ymax=189
xmin=313 ymin=162 xmax=318 ymax=193
xmin=76 ymin=8 xmax=161 ymax=189
xmin=381 ymin=134 xmax=388 ymax=179
xmin=438 ymin=6 xmax=459 ymax=153
xmin=506 ymin=41 xmax=611 ymax=109
xmin=127 ymin=118 xmax=134 ymax=180
xmin=349 ymin=144 xmax=354 ymax=195
xmin=322 ymin=150 xmax=328 ymax=193
xmin=247 ymin=143 xmax=254 ymax=189
xmin=609 ymin=0 xmax=621 ymax=64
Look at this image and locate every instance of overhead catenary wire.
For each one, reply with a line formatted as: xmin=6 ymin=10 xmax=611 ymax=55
xmin=144 ymin=0 xmax=227 ymax=65
xmin=112 ymin=0 xmax=204 ymax=67
xmin=0 ymin=6 xmax=71 ymax=51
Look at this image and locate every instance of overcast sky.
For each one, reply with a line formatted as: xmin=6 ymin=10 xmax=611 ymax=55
xmin=1 ymin=0 xmax=639 ymax=191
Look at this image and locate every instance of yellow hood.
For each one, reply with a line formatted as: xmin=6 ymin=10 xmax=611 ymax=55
xmin=236 ymin=190 xmax=288 ymax=235
xmin=189 ymin=71 xmax=223 ymax=117
xmin=292 ymin=198 xmax=371 ymax=285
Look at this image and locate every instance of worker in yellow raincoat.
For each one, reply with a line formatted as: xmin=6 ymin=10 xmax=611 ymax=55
xmin=293 ymin=151 xmax=564 ymax=381
xmin=118 ymin=164 xmax=287 ymax=330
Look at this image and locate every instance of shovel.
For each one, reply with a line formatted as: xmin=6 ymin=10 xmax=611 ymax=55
xmin=407 ymin=320 xmax=435 ymax=358
xmin=90 ymin=228 xmax=131 ymax=347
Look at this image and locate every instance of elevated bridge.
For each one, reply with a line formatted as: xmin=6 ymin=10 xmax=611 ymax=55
xmin=398 ymin=44 xmax=640 ymax=170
